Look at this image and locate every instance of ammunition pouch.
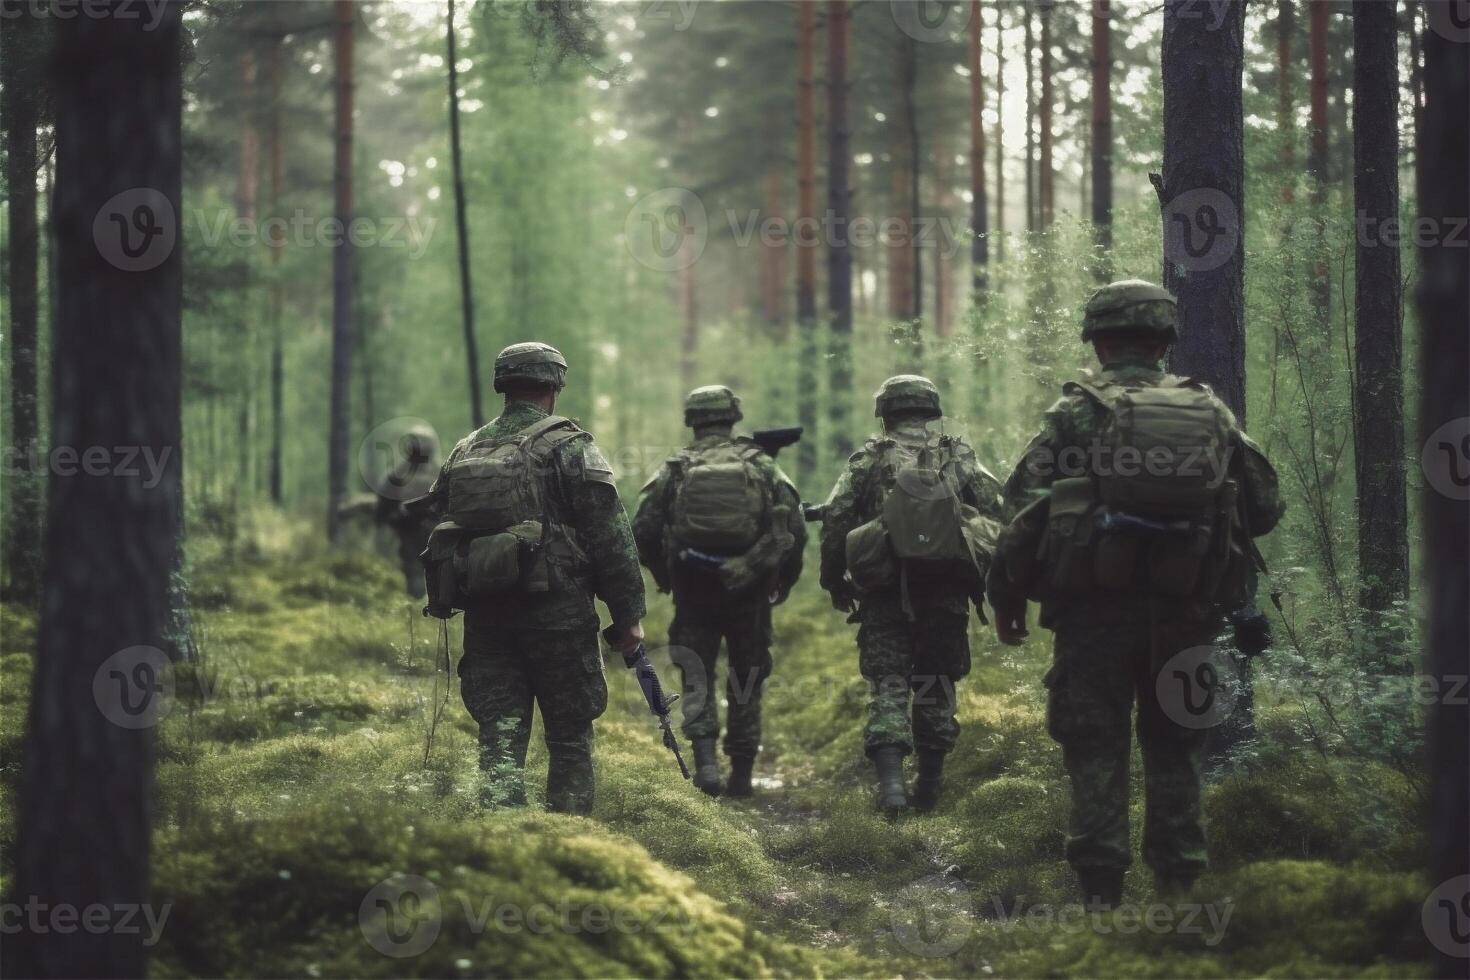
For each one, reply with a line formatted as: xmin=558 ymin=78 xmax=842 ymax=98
xmin=845 ymin=518 xmax=898 ymax=594
xmin=421 ymin=519 xmax=548 ymax=618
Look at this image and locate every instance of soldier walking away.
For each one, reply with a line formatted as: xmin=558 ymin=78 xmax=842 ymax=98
xmin=987 ymin=280 xmax=1284 ymax=907
xmin=421 ymin=342 xmax=646 ymax=814
xmin=817 ymin=376 xmax=1004 ymax=814
xmin=633 ymin=386 xmax=806 ymax=797
xmin=375 ymin=424 xmax=439 ymax=598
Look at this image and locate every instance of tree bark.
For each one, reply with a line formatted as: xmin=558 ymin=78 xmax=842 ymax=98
xmin=1090 ymin=0 xmax=1113 ymax=278
xmin=1 ymin=0 xmax=42 ymax=606
xmin=1024 ymin=1 xmax=1035 ymax=234
xmin=1308 ymin=0 xmax=1331 ymax=328
xmin=1351 ymin=0 xmax=1408 ymax=624
xmin=1038 ymin=1 xmax=1055 ymax=230
xmin=268 ymin=37 xmax=286 ymax=504
xmin=446 ymin=0 xmax=484 ymax=429
xmin=1417 ymin=22 xmax=1470 ymax=980
xmin=1278 ymin=0 xmax=1295 ymax=203
xmin=10 ymin=4 xmax=183 ymax=975
xmin=896 ymin=29 xmax=922 ymax=322
xmin=826 ymin=0 xmax=854 ymax=460
xmin=795 ymin=0 xmax=819 ymax=481
xmin=993 ymin=1 xmax=1005 ymax=263
xmin=327 ymin=0 xmax=356 ymax=542
xmin=762 ymin=169 xmax=787 ymax=331
xmin=968 ymin=0 xmax=988 ymax=296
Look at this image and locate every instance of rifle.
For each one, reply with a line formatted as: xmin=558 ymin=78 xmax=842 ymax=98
xmin=751 ymin=426 xmax=802 ymax=459
xmin=601 ymin=625 xmax=691 ymax=780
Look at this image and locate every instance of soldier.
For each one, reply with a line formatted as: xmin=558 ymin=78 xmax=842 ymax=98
xmin=987 ymin=280 xmax=1284 ymax=906
xmin=374 ymin=423 xmax=439 ymax=598
xmin=424 ymin=342 xmax=646 ymax=814
xmin=818 ymin=376 xmax=1004 ymax=813
xmin=632 ymin=385 xmax=806 ymax=797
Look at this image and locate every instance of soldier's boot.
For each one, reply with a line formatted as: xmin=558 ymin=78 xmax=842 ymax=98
xmin=1077 ymin=867 xmax=1126 ymax=911
xmin=872 ymin=746 xmax=909 ymax=814
xmin=725 ymin=755 xmax=755 ymax=798
xmin=911 ymin=750 xmax=945 ymax=812
xmin=691 ymin=738 xmax=723 ymax=796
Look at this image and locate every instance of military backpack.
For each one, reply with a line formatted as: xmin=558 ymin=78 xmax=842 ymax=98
xmin=669 ymin=440 xmax=771 ymax=553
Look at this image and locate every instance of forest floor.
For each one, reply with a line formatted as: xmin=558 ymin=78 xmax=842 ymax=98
xmin=0 ymin=511 xmax=1438 ymax=977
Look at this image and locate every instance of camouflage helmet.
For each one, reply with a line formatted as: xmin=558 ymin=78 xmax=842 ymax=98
xmin=493 ymin=341 xmax=568 ymax=393
xmin=1081 ymin=279 xmax=1179 ymax=341
xmin=874 ymin=374 xmax=941 ymax=419
xmin=683 ymin=385 xmax=743 ymax=427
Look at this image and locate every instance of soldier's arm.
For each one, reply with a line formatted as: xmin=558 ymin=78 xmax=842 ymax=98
xmin=954 ymin=442 xmax=1006 ymax=520
xmin=1234 ymin=431 xmax=1286 ymax=536
xmin=771 ymin=466 xmax=807 ymax=591
xmin=1000 ymin=399 xmax=1074 ymax=520
xmin=564 ymin=436 xmax=647 ymax=629
xmin=632 ymin=463 xmax=676 ymax=591
xmin=818 ymin=461 xmax=864 ymax=601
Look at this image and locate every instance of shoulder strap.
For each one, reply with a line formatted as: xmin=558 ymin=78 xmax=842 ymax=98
xmin=1063 ymin=379 xmax=1113 ymax=410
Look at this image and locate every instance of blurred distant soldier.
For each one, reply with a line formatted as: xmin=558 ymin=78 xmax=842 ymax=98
xmin=818 ymin=376 xmax=1004 ymax=814
xmin=374 ymin=423 xmax=439 ymax=598
xmin=633 ymin=386 xmax=806 ymax=797
xmin=987 ymin=280 xmax=1284 ymax=907
xmin=421 ymin=342 xmax=646 ymax=814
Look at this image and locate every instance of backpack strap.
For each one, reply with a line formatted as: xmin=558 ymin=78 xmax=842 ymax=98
xmin=1063 ymin=379 xmax=1113 ymax=410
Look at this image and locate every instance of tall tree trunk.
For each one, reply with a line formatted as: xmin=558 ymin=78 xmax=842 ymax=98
xmin=826 ymin=0 xmax=854 ymax=460
xmin=968 ymin=0 xmax=988 ymax=296
xmin=993 ymin=1 xmax=1005 ymax=263
xmin=10 ymin=5 xmax=183 ymax=975
xmin=1 ymin=1 xmax=42 ymax=607
xmin=1308 ymin=0 xmax=1331 ymax=328
xmin=268 ymin=38 xmax=285 ymax=504
xmin=1351 ymin=0 xmax=1408 ymax=627
xmin=678 ymin=240 xmax=698 ymax=386
xmin=1090 ymin=0 xmax=1113 ymax=278
xmin=446 ymin=0 xmax=484 ymax=429
xmin=898 ymin=30 xmax=922 ymax=323
xmin=887 ymin=160 xmax=914 ymax=321
xmin=1024 ymin=1 xmax=1036 ymax=234
xmin=327 ymin=0 xmax=356 ymax=542
xmin=1278 ymin=0 xmax=1295 ymax=203
xmin=762 ymin=169 xmax=787 ymax=331
xmin=1418 ymin=23 xmax=1470 ymax=980
xmin=236 ymin=50 xmax=259 ymax=504
xmin=1038 ymin=1 xmax=1055 ymax=230
xmin=796 ymin=0 xmax=819 ymax=482
xmin=933 ymin=138 xmax=953 ymax=339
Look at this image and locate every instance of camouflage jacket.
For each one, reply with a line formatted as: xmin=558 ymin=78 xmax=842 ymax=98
xmin=428 ymin=402 xmax=646 ymax=631
xmin=633 ymin=432 xmax=807 ymax=604
xmin=819 ymin=418 xmax=1004 ymax=615
xmin=990 ymin=359 xmax=1285 ymax=626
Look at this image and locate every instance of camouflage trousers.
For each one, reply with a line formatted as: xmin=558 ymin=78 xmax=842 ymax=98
xmin=458 ymin=618 xmax=607 ymax=814
xmin=669 ymin=600 xmax=773 ymax=759
xmin=856 ymin=600 xmax=971 ymax=758
xmin=1044 ymin=615 xmax=1214 ymax=881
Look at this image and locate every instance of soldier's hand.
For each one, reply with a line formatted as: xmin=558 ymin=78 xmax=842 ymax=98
xmin=830 ymin=590 xmax=854 ymax=614
xmin=615 ymin=621 xmax=646 ymax=660
xmin=994 ymin=613 xmax=1028 ymax=647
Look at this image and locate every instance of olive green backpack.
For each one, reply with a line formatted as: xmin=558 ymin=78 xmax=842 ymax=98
xmin=669 ymin=440 xmax=770 ymax=552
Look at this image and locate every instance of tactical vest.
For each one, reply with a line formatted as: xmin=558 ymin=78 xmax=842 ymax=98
xmin=1038 ymin=375 xmax=1250 ymax=604
xmin=423 ymin=415 xmax=585 ymax=617
xmin=669 ymin=439 xmax=771 ymax=553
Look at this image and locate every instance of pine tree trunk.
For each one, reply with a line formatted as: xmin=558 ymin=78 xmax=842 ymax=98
xmin=236 ymin=50 xmax=260 ymax=504
xmin=447 ymin=0 xmax=484 ymax=429
xmin=762 ymin=169 xmax=787 ymax=331
xmin=1091 ymin=0 xmax=1113 ymax=278
xmin=826 ymin=0 xmax=854 ymax=460
xmin=968 ymin=0 xmax=988 ymax=296
xmin=934 ymin=138 xmax=953 ymax=339
xmin=897 ymin=30 xmax=922 ymax=323
xmin=1038 ymin=2 xmax=1055 ymax=230
xmin=1024 ymin=2 xmax=1035 ymax=234
xmin=1 ymin=1 xmax=42 ymax=607
xmin=1308 ymin=0 xmax=1331 ymax=329
xmin=327 ymin=0 xmax=356 ymax=542
xmin=1418 ymin=23 xmax=1470 ymax=980
xmin=678 ymin=240 xmax=698 ymax=386
xmin=268 ymin=37 xmax=285 ymax=504
xmin=10 ymin=5 xmax=183 ymax=974
xmin=1278 ymin=0 xmax=1295 ymax=203
xmin=1351 ymin=0 xmax=1408 ymax=625
xmin=795 ymin=0 xmax=819 ymax=481
xmin=993 ymin=2 xmax=1005 ymax=263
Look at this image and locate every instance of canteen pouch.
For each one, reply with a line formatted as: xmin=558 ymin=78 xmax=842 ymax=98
xmin=845 ymin=517 xmax=897 ymax=593
xmin=422 ymin=520 xmax=467 ymax=618
xmin=1043 ymin=477 xmax=1097 ymax=595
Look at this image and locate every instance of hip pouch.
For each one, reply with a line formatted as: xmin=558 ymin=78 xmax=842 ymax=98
xmin=1041 ymin=476 xmax=1098 ymax=595
xmin=845 ymin=517 xmax=897 ymax=594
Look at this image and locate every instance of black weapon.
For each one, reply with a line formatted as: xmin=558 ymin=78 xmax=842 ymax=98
xmin=1095 ymin=508 xmax=1194 ymax=536
xmin=677 ymin=547 xmax=727 ymax=572
xmin=801 ymin=502 xmax=827 ymax=523
xmin=602 ymin=625 xmax=691 ymax=780
xmin=751 ymin=426 xmax=803 ymax=459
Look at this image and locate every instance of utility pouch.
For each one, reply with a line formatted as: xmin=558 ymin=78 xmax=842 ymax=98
xmin=509 ymin=520 xmax=549 ymax=593
xmin=1043 ymin=477 xmax=1097 ymax=595
xmin=457 ymin=532 xmax=522 ymax=598
xmin=422 ymin=521 xmax=467 ymax=618
xmin=845 ymin=518 xmax=898 ymax=593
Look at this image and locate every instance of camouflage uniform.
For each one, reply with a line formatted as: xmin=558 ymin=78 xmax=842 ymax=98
xmin=429 ymin=344 xmax=645 ymax=814
xmin=632 ymin=387 xmax=806 ymax=792
xmin=988 ymin=281 xmax=1284 ymax=895
xmin=373 ymin=427 xmax=439 ymax=598
xmin=819 ymin=380 xmax=1004 ymax=765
